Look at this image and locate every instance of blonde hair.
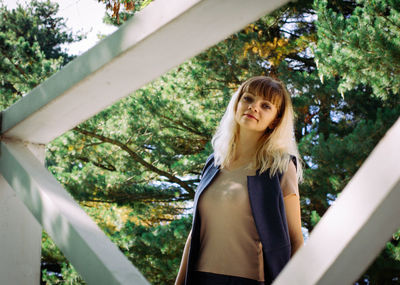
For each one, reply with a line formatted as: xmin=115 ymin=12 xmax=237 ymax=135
xmin=211 ymin=76 xmax=303 ymax=182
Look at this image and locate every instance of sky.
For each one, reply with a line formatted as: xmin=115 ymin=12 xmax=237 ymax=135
xmin=4 ymin=0 xmax=118 ymax=55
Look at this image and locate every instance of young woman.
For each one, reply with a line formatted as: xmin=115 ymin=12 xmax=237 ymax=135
xmin=175 ymin=76 xmax=304 ymax=285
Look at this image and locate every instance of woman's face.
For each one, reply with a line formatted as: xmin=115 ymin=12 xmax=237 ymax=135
xmin=234 ymin=91 xmax=279 ymax=133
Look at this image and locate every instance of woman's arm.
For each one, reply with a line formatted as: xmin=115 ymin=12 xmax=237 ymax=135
xmin=280 ymin=160 xmax=304 ymax=256
xmin=175 ymin=230 xmax=192 ymax=285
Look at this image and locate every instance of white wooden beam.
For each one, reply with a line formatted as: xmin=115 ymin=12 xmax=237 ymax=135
xmin=273 ymin=117 xmax=400 ymax=285
xmin=0 ymin=143 xmax=44 ymax=285
xmin=0 ymin=177 xmax=42 ymax=285
xmin=0 ymin=140 xmax=149 ymax=285
xmin=0 ymin=0 xmax=289 ymax=144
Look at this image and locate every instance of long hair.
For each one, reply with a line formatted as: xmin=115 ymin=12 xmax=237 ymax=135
xmin=211 ymin=76 xmax=303 ymax=182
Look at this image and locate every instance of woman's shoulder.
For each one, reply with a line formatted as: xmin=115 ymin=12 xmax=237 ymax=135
xmin=280 ymin=158 xmax=300 ymax=197
xmin=274 ymin=154 xmax=297 ymax=181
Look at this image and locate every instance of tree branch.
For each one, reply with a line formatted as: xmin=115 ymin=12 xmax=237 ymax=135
xmin=158 ymin=113 xmax=205 ymax=137
xmin=76 ymin=156 xmax=117 ymax=171
xmin=82 ymin=192 xmax=193 ymax=204
xmin=73 ymin=127 xmax=195 ymax=195
xmin=0 ymin=49 xmax=29 ymax=81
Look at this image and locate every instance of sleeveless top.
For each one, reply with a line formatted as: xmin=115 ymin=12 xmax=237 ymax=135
xmin=193 ymin=162 xmax=302 ymax=281
xmin=194 ymin=163 xmax=264 ymax=281
xmin=185 ymin=153 xmax=301 ymax=285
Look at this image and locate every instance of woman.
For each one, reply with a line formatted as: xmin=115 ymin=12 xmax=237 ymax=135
xmin=175 ymin=76 xmax=304 ymax=285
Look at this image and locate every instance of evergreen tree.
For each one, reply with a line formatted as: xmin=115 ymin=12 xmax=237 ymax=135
xmin=314 ymin=0 xmax=400 ymax=98
xmin=0 ymin=0 xmax=80 ymax=110
xmin=310 ymin=0 xmax=400 ymax=282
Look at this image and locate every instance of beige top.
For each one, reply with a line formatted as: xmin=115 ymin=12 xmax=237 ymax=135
xmin=194 ymin=163 xmax=303 ymax=281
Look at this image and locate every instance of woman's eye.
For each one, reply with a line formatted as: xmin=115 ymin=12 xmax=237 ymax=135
xmin=243 ymin=96 xmax=252 ymax=102
xmin=262 ymin=104 xmax=271 ymax=109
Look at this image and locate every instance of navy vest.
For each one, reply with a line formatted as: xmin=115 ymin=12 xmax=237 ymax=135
xmin=184 ymin=153 xmax=295 ymax=284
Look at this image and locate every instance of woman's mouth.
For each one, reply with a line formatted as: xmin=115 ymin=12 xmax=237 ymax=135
xmin=245 ymin=114 xmax=257 ymax=120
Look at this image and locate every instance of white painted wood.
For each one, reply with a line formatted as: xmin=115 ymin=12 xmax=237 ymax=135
xmin=1 ymin=0 xmax=289 ymax=144
xmin=0 ymin=176 xmax=42 ymax=285
xmin=0 ymin=140 xmax=149 ymax=285
xmin=273 ymin=117 xmax=400 ymax=285
xmin=0 ymin=142 xmax=44 ymax=285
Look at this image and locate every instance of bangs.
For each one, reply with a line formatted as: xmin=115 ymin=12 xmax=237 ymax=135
xmin=242 ymin=78 xmax=285 ymax=115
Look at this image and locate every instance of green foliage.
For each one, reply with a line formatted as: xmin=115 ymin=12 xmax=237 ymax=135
xmin=314 ymin=0 xmax=400 ymax=98
xmin=42 ymin=262 xmax=86 ymax=285
xmin=388 ymin=229 xmax=400 ymax=261
xmin=41 ymin=231 xmax=86 ymax=284
xmin=310 ymin=210 xmax=321 ymax=227
xmin=82 ymin=201 xmax=193 ymax=284
xmin=0 ymin=0 xmax=81 ymax=110
xmin=110 ymin=216 xmax=192 ymax=284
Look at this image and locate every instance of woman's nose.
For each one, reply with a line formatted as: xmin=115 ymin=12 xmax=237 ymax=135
xmin=248 ymin=103 xmax=257 ymax=111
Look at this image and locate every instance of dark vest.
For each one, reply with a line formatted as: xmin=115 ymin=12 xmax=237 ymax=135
xmin=185 ymin=153 xmax=296 ymax=284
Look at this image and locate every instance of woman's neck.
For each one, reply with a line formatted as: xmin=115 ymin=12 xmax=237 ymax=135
xmin=232 ymin=129 xmax=263 ymax=163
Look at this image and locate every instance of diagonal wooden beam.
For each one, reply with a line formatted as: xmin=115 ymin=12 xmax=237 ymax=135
xmin=0 ymin=139 xmax=149 ymax=285
xmin=0 ymin=0 xmax=289 ymax=144
xmin=273 ymin=117 xmax=400 ymax=285
xmin=0 ymin=176 xmax=42 ymax=284
xmin=0 ymin=142 xmax=44 ymax=285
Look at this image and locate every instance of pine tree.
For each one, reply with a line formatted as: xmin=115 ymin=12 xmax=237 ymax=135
xmin=0 ymin=0 xmax=80 ymax=109
xmin=314 ymin=0 xmax=400 ymax=98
